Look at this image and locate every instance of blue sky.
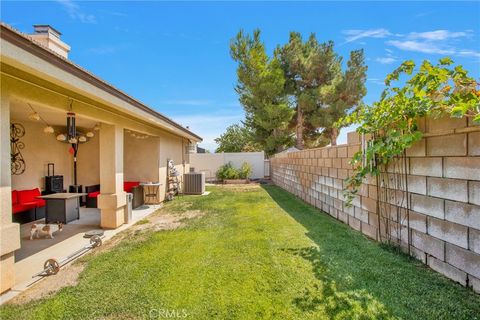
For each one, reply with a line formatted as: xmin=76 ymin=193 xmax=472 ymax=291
xmin=2 ymin=1 xmax=479 ymax=151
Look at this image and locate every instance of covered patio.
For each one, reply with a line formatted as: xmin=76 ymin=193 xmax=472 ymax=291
xmin=0 ymin=23 xmax=201 ymax=294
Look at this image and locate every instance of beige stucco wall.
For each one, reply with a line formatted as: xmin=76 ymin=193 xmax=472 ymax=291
xmin=10 ymin=121 xmax=72 ymax=190
xmin=77 ymin=133 xmax=99 ymax=188
xmin=8 ymin=120 xmax=99 ymax=191
xmin=158 ymin=133 xmax=189 ymax=202
xmin=124 ymin=133 xmax=160 ymax=183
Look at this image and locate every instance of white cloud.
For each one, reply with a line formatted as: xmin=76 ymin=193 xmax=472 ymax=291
xmin=387 ymin=40 xmax=454 ymax=55
xmin=375 ymin=57 xmax=397 ymax=64
xmin=457 ymin=50 xmax=480 ymax=58
xmin=342 ymin=28 xmax=392 ymax=43
xmin=408 ymin=30 xmax=470 ymax=41
xmin=56 ymin=0 xmax=96 ymax=24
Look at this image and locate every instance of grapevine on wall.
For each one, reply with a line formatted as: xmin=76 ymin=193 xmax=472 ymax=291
xmin=338 ymin=58 xmax=480 ymax=205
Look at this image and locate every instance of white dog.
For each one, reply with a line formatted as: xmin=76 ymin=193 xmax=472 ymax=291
xmin=30 ymin=222 xmax=63 ymax=240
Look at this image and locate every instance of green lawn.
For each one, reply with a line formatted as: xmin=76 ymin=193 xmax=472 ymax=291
xmin=1 ymin=185 xmax=479 ymax=319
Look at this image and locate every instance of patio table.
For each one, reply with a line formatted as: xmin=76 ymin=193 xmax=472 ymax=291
xmin=37 ymin=193 xmax=87 ymax=224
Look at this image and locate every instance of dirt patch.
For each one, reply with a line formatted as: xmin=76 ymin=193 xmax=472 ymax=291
xmin=8 ymin=262 xmax=86 ymax=305
xmin=7 ymin=207 xmax=205 ymax=305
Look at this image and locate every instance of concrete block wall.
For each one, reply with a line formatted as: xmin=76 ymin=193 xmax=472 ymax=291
xmin=271 ymin=116 xmax=480 ymax=292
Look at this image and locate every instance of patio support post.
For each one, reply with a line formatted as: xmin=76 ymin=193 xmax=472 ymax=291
xmin=97 ymin=123 xmax=126 ymax=228
xmin=0 ymin=85 xmax=21 ymax=293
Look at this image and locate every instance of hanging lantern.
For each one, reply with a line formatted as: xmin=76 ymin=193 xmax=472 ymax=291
xmin=86 ymin=131 xmax=94 ymax=138
xmin=78 ymin=136 xmax=87 ymax=142
xmin=69 ymin=137 xmax=78 ymax=144
xmin=43 ymin=126 xmax=54 ymax=134
xmin=56 ymin=134 xmax=66 ymax=141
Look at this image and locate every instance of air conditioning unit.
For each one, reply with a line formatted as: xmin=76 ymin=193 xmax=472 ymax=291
xmin=184 ymin=172 xmax=205 ymax=195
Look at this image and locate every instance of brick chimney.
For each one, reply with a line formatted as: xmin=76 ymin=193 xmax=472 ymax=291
xmin=30 ymin=25 xmax=71 ymax=58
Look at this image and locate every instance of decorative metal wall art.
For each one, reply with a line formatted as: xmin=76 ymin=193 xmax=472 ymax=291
xmin=10 ymin=123 xmax=26 ymax=175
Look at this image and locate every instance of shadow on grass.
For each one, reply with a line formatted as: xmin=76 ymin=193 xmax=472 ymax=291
xmin=262 ymin=185 xmax=480 ymax=320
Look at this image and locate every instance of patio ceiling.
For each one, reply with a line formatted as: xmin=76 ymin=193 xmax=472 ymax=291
xmin=10 ymin=99 xmax=98 ymax=130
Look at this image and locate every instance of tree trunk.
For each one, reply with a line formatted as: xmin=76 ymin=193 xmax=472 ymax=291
xmin=330 ymin=127 xmax=338 ymax=146
xmin=295 ymin=106 xmax=304 ymax=149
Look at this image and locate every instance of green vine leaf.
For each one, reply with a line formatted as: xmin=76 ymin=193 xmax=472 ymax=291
xmin=338 ymin=58 xmax=480 ymax=206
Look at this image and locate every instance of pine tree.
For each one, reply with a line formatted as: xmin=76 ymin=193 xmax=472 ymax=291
xmin=230 ymin=30 xmax=294 ymax=155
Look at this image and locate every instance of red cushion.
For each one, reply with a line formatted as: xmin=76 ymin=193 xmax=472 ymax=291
xmin=124 ymin=181 xmax=140 ymax=193
xmin=12 ymin=190 xmax=18 ymax=205
xmin=23 ymin=200 xmax=46 ymax=208
xmin=12 ymin=203 xmax=36 ymax=214
xmin=88 ymin=191 xmax=100 ymax=198
xmin=18 ymin=188 xmax=41 ymax=204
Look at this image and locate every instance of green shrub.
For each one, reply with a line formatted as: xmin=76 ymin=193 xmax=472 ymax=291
xmin=216 ymin=161 xmax=252 ymax=180
xmin=216 ymin=162 xmax=238 ymax=180
xmin=238 ymin=162 xmax=252 ymax=179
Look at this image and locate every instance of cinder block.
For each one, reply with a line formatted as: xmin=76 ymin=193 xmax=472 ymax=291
xmin=470 ymin=274 xmax=480 ymax=294
xmin=445 ymin=200 xmax=480 ymax=229
xmin=322 ymin=167 xmax=329 ymax=176
xmin=411 ymin=194 xmax=444 ymax=219
xmin=361 ymin=222 xmax=378 ymax=240
xmin=333 ymin=158 xmax=342 ymax=169
xmin=407 ymin=175 xmax=427 ymax=195
xmin=329 ymin=167 xmax=338 ymax=178
xmin=347 ymin=131 xmax=360 ymax=144
xmin=427 ymin=217 xmax=469 ymax=249
xmin=410 ymin=246 xmax=426 ymax=263
xmin=347 ymin=144 xmax=360 ymax=158
xmin=368 ymin=185 xmax=377 ymax=200
xmin=402 ymin=210 xmax=427 ymax=233
xmin=354 ymin=206 xmax=369 ymax=223
xmin=338 ymin=211 xmax=348 ymax=224
xmin=468 ymin=131 xmax=480 ymax=156
xmin=411 ymin=230 xmax=445 ymax=260
xmin=428 ymin=256 xmax=467 ymax=286
xmin=445 ymin=243 xmax=480 ymax=278
xmin=469 ymin=228 xmax=480 ymax=254
xmin=469 ymin=181 xmax=480 ymax=206
xmin=427 ymin=116 xmax=467 ymax=133
xmin=427 ymin=134 xmax=467 ymax=156
xmin=342 ymin=158 xmax=352 ymax=169
xmin=337 ymin=169 xmax=348 ymax=179
xmin=349 ymin=216 xmax=361 ymax=231
xmin=324 ymin=158 xmax=332 ymax=168
xmin=406 ymin=139 xmax=426 ymax=157
xmin=337 ymin=146 xmax=347 ymax=158
xmin=368 ymin=211 xmax=380 ymax=227
xmin=409 ymin=157 xmax=443 ymax=177
xmin=328 ymin=147 xmax=337 ymax=158
xmin=444 ymin=157 xmax=480 ymax=181
xmin=427 ymin=177 xmax=468 ymax=202
xmin=361 ymin=196 xmax=377 ymax=213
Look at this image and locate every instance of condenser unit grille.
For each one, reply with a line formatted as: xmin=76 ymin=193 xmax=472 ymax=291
xmin=184 ymin=172 xmax=205 ymax=195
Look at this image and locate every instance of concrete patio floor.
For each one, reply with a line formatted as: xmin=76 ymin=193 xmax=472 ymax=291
xmin=0 ymin=204 xmax=161 ymax=304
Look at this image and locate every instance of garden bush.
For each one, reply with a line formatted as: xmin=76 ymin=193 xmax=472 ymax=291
xmin=216 ymin=161 xmax=252 ymax=180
